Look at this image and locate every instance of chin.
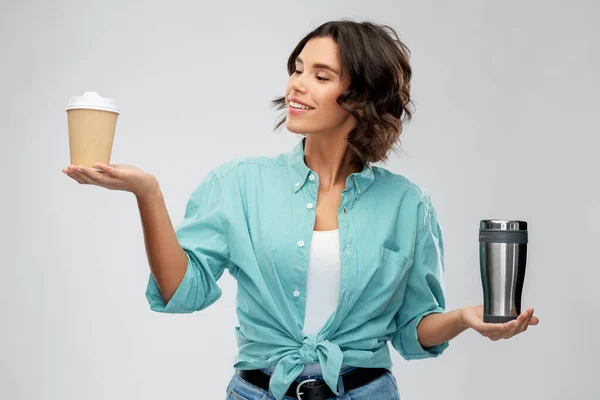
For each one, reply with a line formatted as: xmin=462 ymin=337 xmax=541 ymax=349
xmin=285 ymin=120 xmax=310 ymax=134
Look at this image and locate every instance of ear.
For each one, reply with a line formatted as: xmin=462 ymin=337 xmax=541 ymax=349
xmin=353 ymin=104 xmax=364 ymax=119
xmin=348 ymin=100 xmax=364 ymax=118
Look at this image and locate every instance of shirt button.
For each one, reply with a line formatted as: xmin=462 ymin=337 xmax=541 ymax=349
xmin=297 ymin=240 xmax=305 ymax=247
xmin=343 ymin=207 xmax=347 ymax=214
xmin=308 ymin=174 xmax=315 ymax=181
xmin=306 ymin=203 xmax=314 ymax=209
xmin=345 ymin=291 xmax=350 ymax=300
xmin=346 ymin=244 xmax=350 ymax=254
xmin=293 ymin=290 xmax=300 ymax=297
xmin=357 ymin=189 xmax=361 ymax=194
xmin=295 ymin=182 xmax=300 ymax=188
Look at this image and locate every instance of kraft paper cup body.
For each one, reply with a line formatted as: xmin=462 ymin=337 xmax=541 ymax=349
xmin=65 ymin=92 xmax=120 ymax=168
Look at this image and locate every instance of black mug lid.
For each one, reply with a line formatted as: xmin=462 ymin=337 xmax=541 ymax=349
xmin=480 ymin=220 xmax=527 ymax=231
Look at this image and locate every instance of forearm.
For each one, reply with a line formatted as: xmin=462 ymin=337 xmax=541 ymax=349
xmin=136 ymin=185 xmax=188 ymax=304
xmin=416 ymin=308 xmax=469 ymax=348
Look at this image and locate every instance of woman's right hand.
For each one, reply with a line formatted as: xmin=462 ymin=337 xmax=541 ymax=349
xmin=62 ymin=163 xmax=159 ymax=198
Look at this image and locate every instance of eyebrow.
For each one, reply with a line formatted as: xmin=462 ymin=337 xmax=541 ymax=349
xmin=295 ymin=56 xmax=340 ymax=76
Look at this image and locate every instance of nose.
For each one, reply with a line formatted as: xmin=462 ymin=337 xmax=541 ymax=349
xmin=289 ymin=74 xmax=307 ymax=94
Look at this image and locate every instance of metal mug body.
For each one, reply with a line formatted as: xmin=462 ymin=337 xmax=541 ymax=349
xmin=479 ymin=220 xmax=528 ymax=323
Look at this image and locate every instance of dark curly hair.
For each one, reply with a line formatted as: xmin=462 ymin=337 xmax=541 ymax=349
xmin=271 ymin=19 xmax=414 ymax=167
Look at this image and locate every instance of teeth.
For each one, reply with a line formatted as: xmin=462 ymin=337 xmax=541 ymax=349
xmin=290 ymin=101 xmax=313 ymax=110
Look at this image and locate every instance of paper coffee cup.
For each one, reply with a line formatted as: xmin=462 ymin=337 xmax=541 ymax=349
xmin=65 ymin=92 xmax=120 ymax=170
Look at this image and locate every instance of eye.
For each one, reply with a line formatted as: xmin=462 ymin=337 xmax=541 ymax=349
xmin=293 ymin=70 xmax=329 ymax=81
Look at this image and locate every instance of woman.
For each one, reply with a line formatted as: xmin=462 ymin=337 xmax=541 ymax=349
xmin=62 ymin=20 xmax=539 ymax=400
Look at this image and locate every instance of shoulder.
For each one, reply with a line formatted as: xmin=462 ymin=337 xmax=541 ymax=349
xmin=372 ymin=165 xmax=435 ymax=209
xmin=371 ymin=165 xmax=440 ymax=236
xmin=209 ymin=152 xmax=288 ymax=180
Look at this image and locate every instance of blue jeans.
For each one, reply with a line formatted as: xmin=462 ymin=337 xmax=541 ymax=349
xmin=225 ymin=366 xmax=401 ymax=399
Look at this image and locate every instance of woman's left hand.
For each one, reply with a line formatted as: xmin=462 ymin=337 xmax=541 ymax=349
xmin=461 ymin=305 xmax=540 ymax=341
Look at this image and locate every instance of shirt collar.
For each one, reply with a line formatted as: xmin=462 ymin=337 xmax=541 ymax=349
xmin=287 ymin=137 xmax=375 ymax=198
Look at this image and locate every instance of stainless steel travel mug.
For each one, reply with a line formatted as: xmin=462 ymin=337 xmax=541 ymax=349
xmin=479 ymin=220 xmax=528 ymax=323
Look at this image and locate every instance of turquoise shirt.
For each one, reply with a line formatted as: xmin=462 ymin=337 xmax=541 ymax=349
xmin=145 ymin=137 xmax=449 ymax=400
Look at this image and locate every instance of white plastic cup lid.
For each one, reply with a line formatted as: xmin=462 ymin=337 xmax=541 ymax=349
xmin=65 ymin=91 xmax=120 ymax=114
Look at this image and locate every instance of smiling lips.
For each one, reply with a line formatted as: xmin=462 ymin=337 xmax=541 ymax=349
xmin=291 ymin=100 xmax=313 ymax=108
xmin=288 ymin=104 xmax=313 ymax=115
xmin=287 ymin=98 xmax=314 ymax=115
xmin=288 ymin=96 xmax=314 ymax=107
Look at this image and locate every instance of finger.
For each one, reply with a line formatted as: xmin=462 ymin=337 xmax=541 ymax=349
xmin=64 ymin=167 xmax=88 ymax=184
xmin=507 ymin=317 xmax=521 ymax=329
xmin=519 ymin=310 xmax=535 ymax=333
xmin=486 ymin=314 xmax=524 ymax=336
xmin=502 ymin=322 xmax=522 ymax=339
xmin=75 ymin=166 xmax=111 ymax=184
xmin=69 ymin=166 xmax=97 ymax=182
xmin=516 ymin=309 xmax=532 ymax=329
xmin=506 ymin=309 xmax=533 ymax=338
xmin=71 ymin=170 xmax=95 ymax=184
xmin=498 ymin=317 xmax=519 ymax=331
xmin=500 ymin=321 xmax=521 ymax=339
xmin=93 ymin=162 xmax=117 ymax=175
xmin=64 ymin=169 xmax=84 ymax=184
xmin=509 ymin=311 xmax=528 ymax=332
xmin=499 ymin=318 xmax=520 ymax=337
xmin=66 ymin=170 xmax=89 ymax=184
xmin=523 ymin=308 xmax=539 ymax=326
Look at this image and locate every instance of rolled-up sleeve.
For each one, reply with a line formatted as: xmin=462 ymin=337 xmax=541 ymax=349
xmin=391 ymin=195 xmax=449 ymax=359
xmin=145 ymin=170 xmax=230 ymax=314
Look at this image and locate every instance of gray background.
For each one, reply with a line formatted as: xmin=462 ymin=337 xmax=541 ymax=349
xmin=2 ymin=0 xmax=598 ymax=399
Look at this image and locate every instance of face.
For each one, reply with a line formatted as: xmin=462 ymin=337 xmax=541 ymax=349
xmin=285 ymin=37 xmax=357 ymax=136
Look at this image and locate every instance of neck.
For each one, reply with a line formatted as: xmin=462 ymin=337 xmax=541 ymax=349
xmin=303 ymin=134 xmax=363 ymax=191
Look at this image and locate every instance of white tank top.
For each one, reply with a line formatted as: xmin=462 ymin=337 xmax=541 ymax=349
xmin=266 ymin=229 xmax=349 ymax=376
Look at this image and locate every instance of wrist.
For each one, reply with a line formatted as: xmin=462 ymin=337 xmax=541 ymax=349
xmin=458 ymin=308 xmax=470 ymax=330
xmin=135 ymin=178 xmax=162 ymax=202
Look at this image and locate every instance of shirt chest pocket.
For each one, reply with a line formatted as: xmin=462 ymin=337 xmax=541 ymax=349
xmin=380 ymin=246 xmax=413 ymax=271
xmin=358 ymin=246 xmax=414 ymax=317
